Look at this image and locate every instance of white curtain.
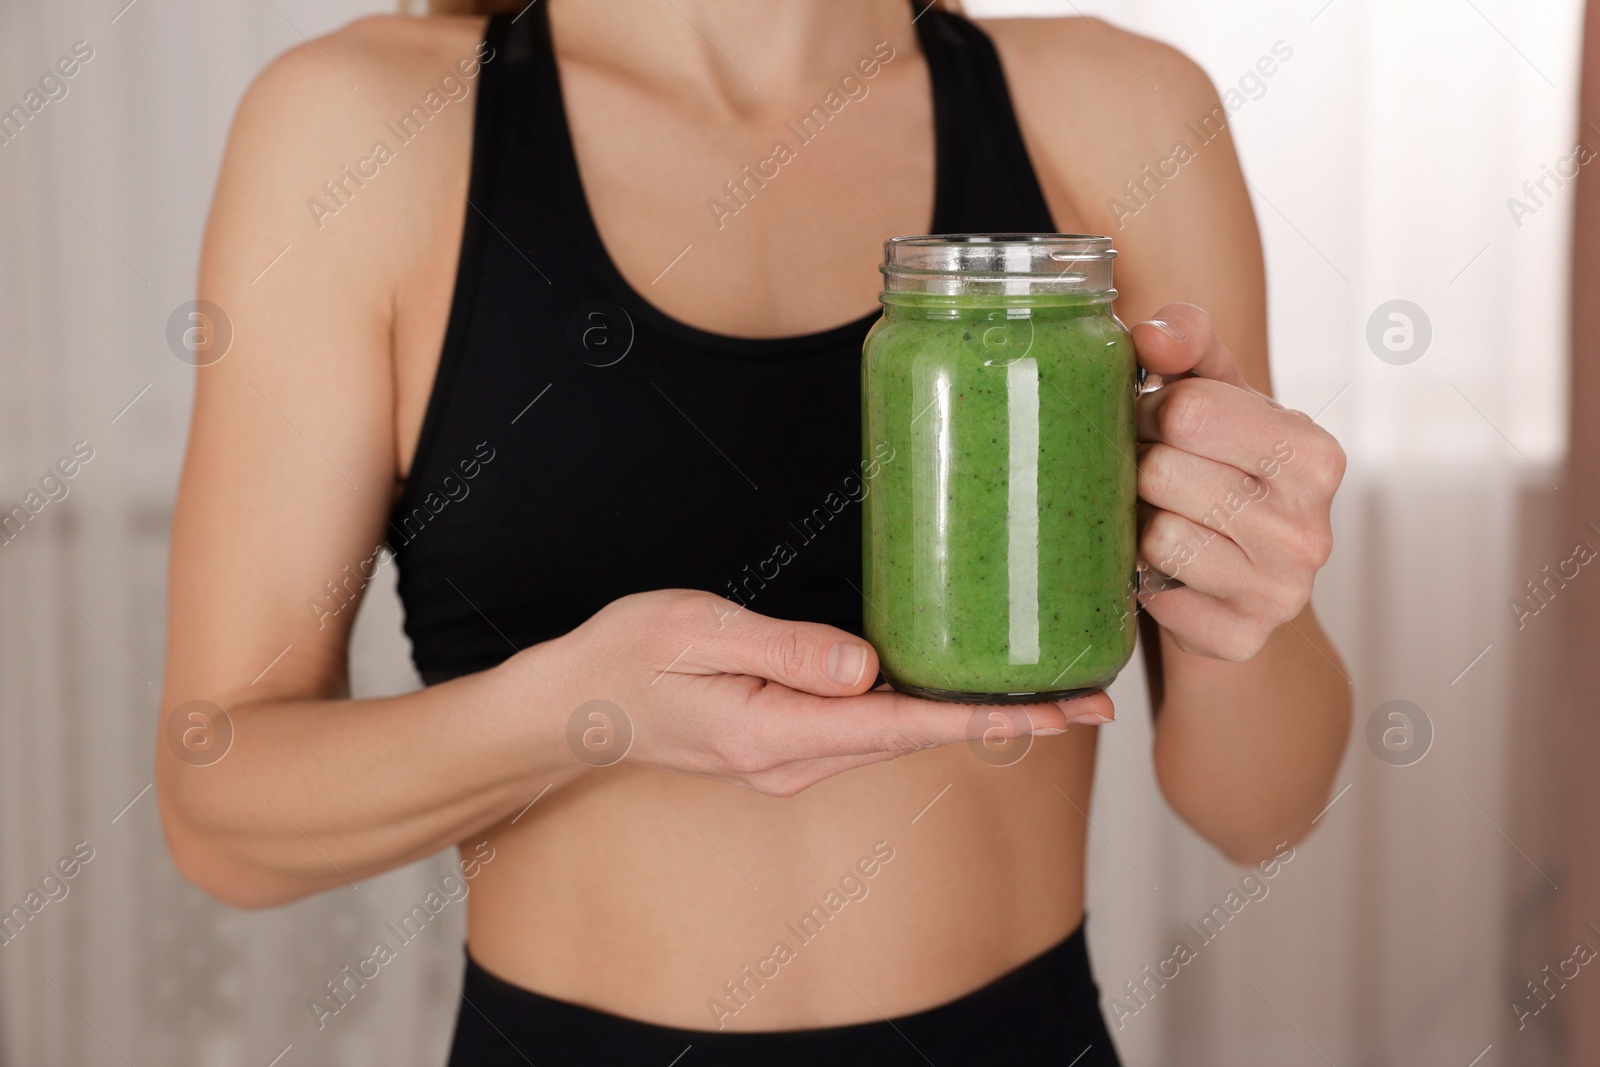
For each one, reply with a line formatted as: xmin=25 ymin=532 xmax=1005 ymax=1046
xmin=0 ymin=0 xmax=1578 ymax=1064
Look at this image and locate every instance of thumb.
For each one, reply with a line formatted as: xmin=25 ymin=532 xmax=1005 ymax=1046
xmin=699 ymin=604 xmax=881 ymax=697
xmin=1130 ymin=302 xmax=1250 ymax=389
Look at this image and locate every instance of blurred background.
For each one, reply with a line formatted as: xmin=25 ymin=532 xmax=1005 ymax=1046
xmin=0 ymin=0 xmax=1593 ymax=1063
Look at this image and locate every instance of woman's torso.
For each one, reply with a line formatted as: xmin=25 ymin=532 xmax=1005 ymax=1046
xmin=383 ymin=0 xmax=1105 ymax=1031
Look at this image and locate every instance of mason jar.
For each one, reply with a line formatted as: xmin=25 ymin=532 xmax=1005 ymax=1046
xmin=861 ymin=234 xmax=1139 ymax=703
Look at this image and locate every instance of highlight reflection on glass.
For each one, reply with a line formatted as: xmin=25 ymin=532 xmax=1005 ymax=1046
xmin=910 ymin=371 xmax=952 ymax=656
xmin=1006 ymin=357 xmax=1040 ymax=665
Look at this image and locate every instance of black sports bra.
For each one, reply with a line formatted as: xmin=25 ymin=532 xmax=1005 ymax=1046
xmin=389 ymin=0 xmax=1058 ymax=685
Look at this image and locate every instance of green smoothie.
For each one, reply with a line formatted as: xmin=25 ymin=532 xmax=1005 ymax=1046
xmin=861 ymin=292 xmax=1138 ymax=701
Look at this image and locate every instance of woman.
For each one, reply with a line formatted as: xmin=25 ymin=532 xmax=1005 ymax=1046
xmin=157 ymin=0 xmax=1351 ymax=1062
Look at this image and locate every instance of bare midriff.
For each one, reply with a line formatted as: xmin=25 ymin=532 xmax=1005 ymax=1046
xmin=463 ymin=734 xmax=1096 ymax=1032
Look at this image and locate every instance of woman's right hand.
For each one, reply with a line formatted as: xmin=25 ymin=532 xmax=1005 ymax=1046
xmin=544 ymin=589 xmax=1111 ymax=797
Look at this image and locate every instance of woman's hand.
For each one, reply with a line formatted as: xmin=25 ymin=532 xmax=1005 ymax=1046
xmin=1131 ymin=302 xmax=1346 ymax=663
xmin=546 ymin=589 xmax=1110 ymax=797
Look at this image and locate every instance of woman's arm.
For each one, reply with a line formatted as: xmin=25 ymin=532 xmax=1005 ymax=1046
xmin=993 ymin=18 xmax=1352 ymax=865
xmin=156 ymin=21 xmax=590 ymax=907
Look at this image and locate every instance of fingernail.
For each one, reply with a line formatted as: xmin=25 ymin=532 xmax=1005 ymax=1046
xmin=1031 ymin=727 xmax=1067 ymax=736
xmin=1069 ymin=713 xmax=1113 ymax=726
xmin=826 ymin=642 xmax=868 ymax=686
xmin=1141 ymin=319 xmax=1185 ymax=342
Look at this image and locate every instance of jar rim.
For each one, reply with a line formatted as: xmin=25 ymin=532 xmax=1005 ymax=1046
xmin=885 ymin=233 xmax=1115 ymax=250
xmin=884 ymin=233 xmax=1115 ymax=266
xmin=880 ymin=234 xmax=1117 ymax=292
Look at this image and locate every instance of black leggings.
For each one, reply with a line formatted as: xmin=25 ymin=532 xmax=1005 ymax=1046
xmin=446 ymin=922 xmax=1122 ymax=1066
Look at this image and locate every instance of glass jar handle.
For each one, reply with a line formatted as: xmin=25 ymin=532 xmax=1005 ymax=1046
xmin=1133 ymin=365 xmax=1186 ymax=592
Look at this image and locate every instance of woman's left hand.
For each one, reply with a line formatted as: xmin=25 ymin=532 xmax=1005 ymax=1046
xmin=1130 ymin=302 xmax=1346 ymax=662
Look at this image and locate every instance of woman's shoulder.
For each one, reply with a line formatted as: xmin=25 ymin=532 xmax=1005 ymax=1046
xmin=975 ymin=15 xmax=1235 ymax=235
xmin=228 ymin=14 xmax=490 ymax=165
xmin=244 ymin=14 xmax=490 ymax=107
xmin=976 ymin=14 xmax=1217 ymax=105
xmin=205 ymin=14 xmax=491 ymax=295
